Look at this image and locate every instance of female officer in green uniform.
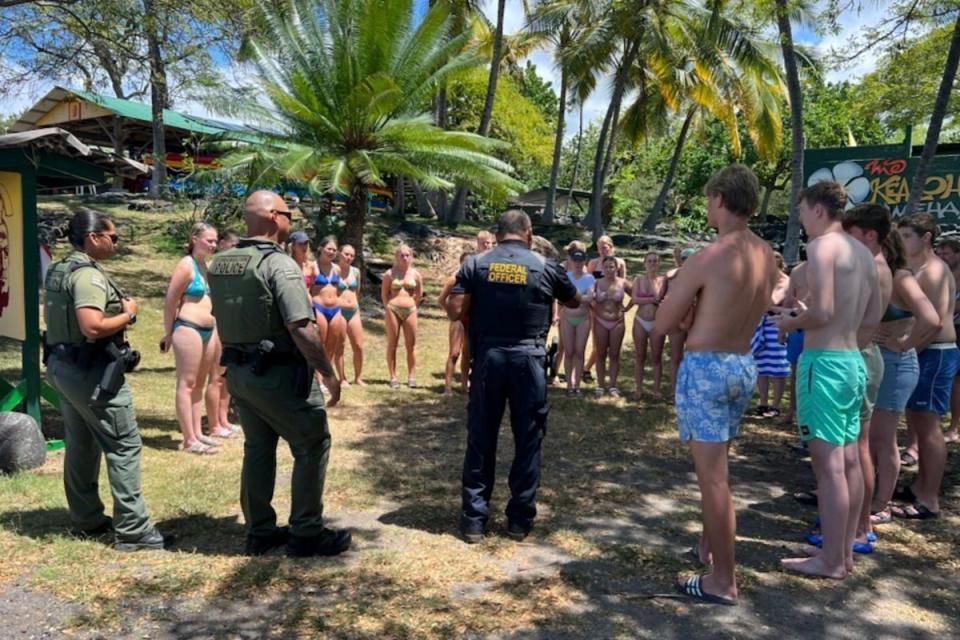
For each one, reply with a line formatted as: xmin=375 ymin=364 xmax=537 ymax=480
xmin=44 ymin=210 xmax=168 ymax=551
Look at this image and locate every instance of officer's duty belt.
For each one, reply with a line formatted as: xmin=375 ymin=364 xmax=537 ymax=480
xmin=475 ymin=337 xmax=544 ymax=347
xmin=221 ymin=346 xmax=297 ymax=366
xmin=49 ymin=343 xmax=106 ymax=366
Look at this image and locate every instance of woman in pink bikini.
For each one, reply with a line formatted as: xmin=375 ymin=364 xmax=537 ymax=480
xmin=592 ymin=256 xmax=631 ymax=397
xmin=631 ymin=251 xmax=666 ymax=400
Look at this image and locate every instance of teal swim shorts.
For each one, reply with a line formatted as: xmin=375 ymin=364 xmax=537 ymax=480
xmin=797 ymin=349 xmax=866 ymax=446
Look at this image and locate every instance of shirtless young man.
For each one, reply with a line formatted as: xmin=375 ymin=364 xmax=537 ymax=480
xmin=654 ymin=164 xmax=776 ymax=606
xmin=892 ymin=214 xmax=957 ymax=519
xmin=932 ymin=237 xmax=960 ymax=445
xmin=775 ymin=182 xmax=882 ymax=580
xmin=841 ymin=204 xmax=894 ymax=549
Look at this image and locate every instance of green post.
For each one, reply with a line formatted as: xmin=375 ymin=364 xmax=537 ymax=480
xmin=21 ymin=166 xmax=41 ymax=424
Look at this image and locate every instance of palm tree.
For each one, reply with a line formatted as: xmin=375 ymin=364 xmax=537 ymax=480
xmin=634 ymin=1 xmax=786 ymax=230
xmin=525 ymin=0 xmax=597 ymax=224
xmin=905 ymin=11 xmax=960 ymax=217
xmin=212 ymin=0 xmax=521 ymax=265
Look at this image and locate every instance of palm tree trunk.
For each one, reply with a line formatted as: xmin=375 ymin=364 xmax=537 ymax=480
xmin=586 ymin=42 xmax=637 ymax=239
xmin=759 ymin=183 xmax=775 ymax=222
xmin=642 ymin=107 xmax=696 ymax=231
xmin=543 ymin=66 xmax=568 ymax=225
xmin=391 ymin=176 xmax=406 ymax=219
xmin=344 ymin=183 xmax=368 ymax=271
xmin=777 ymin=0 xmax=805 ymax=265
xmin=144 ymin=0 xmax=167 ymax=197
xmin=563 ymin=104 xmax=584 ymax=219
xmin=447 ymin=0 xmax=506 ymax=225
xmin=411 ymin=180 xmax=436 ymax=217
xmin=905 ymin=13 xmax=960 ymax=217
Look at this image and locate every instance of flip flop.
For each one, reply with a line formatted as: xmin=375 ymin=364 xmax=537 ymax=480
xmin=183 ymin=441 xmax=218 ymax=455
xmin=675 ymin=575 xmax=737 ymax=606
xmin=389 ymin=379 xmax=400 ymax=389
xmin=793 ymin=490 xmax=818 ymax=506
xmin=197 ymin=435 xmax=222 ymax=447
xmin=870 ymin=509 xmax=892 ymax=525
xmin=804 ymin=533 xmax=874 ymax=554
xmin=899 ymin=452 xmax=918 ymax=468
xmin=208 ymin=428 xmax=237 ymax=439
xmin=890 ymin=501 xmax=939 ymax=520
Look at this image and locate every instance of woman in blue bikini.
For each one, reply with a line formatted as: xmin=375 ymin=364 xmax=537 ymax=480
xmin=161 ymin=222 xmax=227 ymax=455
xmin=310 ymin=236 xmax=347 ymax=366
xmin=381 ymin=243 xmax=423 ymax=388
xmin=336 ymin=243 xmax=366 ymax=386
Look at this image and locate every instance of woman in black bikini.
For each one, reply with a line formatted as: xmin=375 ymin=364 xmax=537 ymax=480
xmin=310 ymin=236 xmax=347 ymax=364
xmin=381 ymin=243 xmax=423 ymax=388
xmin=336 ymin=244 xmax=365 ymax=386
xmin=593 ymin=256 xmax=631 ymax=397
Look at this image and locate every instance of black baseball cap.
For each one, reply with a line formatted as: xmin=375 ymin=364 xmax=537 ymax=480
xmin=569 ymin=250 xmax=586 ymax=261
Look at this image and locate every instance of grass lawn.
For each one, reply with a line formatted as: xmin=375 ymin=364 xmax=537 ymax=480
xmin=0 ymin=199 xmax=958 ymax=638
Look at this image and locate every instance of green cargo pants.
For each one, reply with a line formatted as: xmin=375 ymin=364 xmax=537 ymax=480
xmin=226 ymin=361 xmax=331 ymax=537
xmin=46 ymin=355 xmax=152 ymax=538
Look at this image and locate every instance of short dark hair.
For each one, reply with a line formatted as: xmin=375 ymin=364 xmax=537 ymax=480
xmin=798 ymin=181 xmax=847 ymax=220
xmin=703 ymin=164 xmax=759 ymax=217
xmin=937 ymin=237 xmax=960 ymax=253
xmin=219 ymin=230 xmax=240 ymax=242
xmin=67 ymin=209 xmax=112 ymax=249
xmin=900 ymin=212 xmax=939 ymax=245
xmin=842 ymin=203 xmax=891 ymax=242
xmin=497 ymin=209 xmax=532 ymax=236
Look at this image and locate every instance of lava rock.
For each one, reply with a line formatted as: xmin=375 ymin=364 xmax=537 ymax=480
xmin=0 ymin=412 xmax=46 ymax=473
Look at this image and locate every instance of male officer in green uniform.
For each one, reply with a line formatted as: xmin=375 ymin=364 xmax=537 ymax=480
xmin=208 ymin=190 xmax=351 ymax=557
xmin=45 ymin=210 xmax=168 ymax=551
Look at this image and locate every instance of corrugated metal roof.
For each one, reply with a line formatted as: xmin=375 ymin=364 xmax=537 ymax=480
xmin=9 ymin=86 xmax=253 ymax=138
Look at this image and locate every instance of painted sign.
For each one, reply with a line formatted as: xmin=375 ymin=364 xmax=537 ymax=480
xmin=0 ymin=171 xmax=25 ymax=340
xmin=805 ymin=141 xmax=960 ymax=222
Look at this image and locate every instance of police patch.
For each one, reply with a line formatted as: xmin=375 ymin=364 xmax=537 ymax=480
xmin=282 ymin=268 xmax=302 ymax=281
xmin=487 ymin=262 xmax=528 ymax=285
xmin=210 ymin=255 xmax=251 ymax=276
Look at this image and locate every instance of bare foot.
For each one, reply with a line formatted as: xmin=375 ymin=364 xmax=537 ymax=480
xmin=353 ymin=378 xmax=367 ymax=387
xmin=945 ymin=429 xmax=959 ymax=444
xmin=781 ymin=555 xmax=846 ymax=579
xmin=801 ymin=546 xmax=853 ymax=573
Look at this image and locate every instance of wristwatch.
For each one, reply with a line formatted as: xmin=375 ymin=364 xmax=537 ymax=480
xmin=126 ymin=311 xmax=137 ymax=325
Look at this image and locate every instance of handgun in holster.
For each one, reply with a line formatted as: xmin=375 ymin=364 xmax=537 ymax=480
xmin=91 ymin=338 xmax=141 ymax=402
xmin=250 ymin=340 xmax=275 ymax=376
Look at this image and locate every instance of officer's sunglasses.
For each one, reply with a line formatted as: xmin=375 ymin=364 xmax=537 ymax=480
xmin=93 ymin=231 xmax=119 ymax=244
xmin=272 ymin=207 xmax=293 ymax=220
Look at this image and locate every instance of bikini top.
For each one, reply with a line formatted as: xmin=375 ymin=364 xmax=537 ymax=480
xmin=338 ymin=266 xmax=360 ymax=291
xmin=594 ymin=281 xmax=625 ymax=303
xmin=314 ymin=267 xmax=340 ymax=287
xmin=184 ymin=257 xmax=209 ymax=297
xmin=881 ymin=303 xmax=913 ymax=322
xmin=391 ymin=272 xmax=417 ymax=292
xmin=566 ymin=271 xmax=595 ymax=295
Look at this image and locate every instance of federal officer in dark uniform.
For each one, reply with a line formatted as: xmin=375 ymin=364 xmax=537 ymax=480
xmin=44 ymin=210 xmax=169 ymax=551
xmin=207 ymin=190 xmax=350 ymax=557
xmin=454 ymin=210 xmax=579 ymax=543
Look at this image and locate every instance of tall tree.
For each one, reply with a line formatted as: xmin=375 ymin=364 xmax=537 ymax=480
xmin=214 ymin=0 xmax=521 ymax=266
xmin=446 ymin=0 xmax=506 ymax=224
xmin=775 ymin=0 xmax=806 ymax=264
xmin=905 ymin=11 xmax=960 ymax=217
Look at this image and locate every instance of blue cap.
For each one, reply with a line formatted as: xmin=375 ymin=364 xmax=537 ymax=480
xmin=289 ymin=231 xmax=310 ymax=244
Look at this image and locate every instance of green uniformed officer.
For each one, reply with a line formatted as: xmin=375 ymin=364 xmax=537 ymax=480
xmin=44 ymin=210 xmax=169 ymax=551
xmin=208 ymin=190 xmax=351 ymax=557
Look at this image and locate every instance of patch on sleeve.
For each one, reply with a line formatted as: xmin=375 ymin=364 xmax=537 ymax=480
xmin=282 ymin=268 xmax=302 ymax=281
xmin=487 ymin=262 xmax=528 ymax=285
xmin=209 ymin=255 xmax=251 ymax=276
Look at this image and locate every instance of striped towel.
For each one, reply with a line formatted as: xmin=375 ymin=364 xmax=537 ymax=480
xmin=750 ymin=315 xmax=791 ymax=377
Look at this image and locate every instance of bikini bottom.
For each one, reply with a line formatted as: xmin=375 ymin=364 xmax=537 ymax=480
xmin=341 ymin=306 xmax=359 ymax=322
xmin=564 ymin=314 xmax=588 ymax=328
xmin=634 ymin=316 xmax=656 ymax=332
xmin=173 ymin=317 xmax=215 ymax=343
xmin=388 ymin=304 xmax=415 ymax=323
xmin=595 ymin=315 xmax=624 ymax=332
xmin=314 ymin=303 xmax=341 ymax=323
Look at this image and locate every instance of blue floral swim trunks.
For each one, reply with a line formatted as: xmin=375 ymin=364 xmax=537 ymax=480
xmin=676 ymin=351 xmax=757 ymax=443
